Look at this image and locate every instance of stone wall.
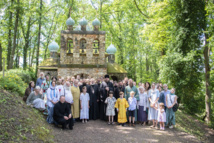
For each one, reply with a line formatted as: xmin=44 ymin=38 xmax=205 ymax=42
xmin=37 ymin=69 xmax=58 ymax=78
xmin=58 ymin=67 xmax=107 ymax=79
xmin=60 ymin=31 xmax=106 ymax=66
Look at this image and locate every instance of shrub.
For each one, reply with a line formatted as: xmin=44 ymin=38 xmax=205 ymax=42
xmin=0 ymin=69 xmax=35 ymax=96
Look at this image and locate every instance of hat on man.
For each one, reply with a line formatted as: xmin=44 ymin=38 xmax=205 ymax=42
xmin=104 ymin=74 xmax=109 ymax=78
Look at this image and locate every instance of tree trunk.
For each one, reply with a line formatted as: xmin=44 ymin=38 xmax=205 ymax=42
xmin=9 ymin=0 xmax=19 ymax=69
xmin=30 ymin=45 xmax=36 ymax=67
xmin=68 ymin=0 xmax=73 ymax=18
xmin=118 ymin=37 xmax=124 ymax=65
xmin=139 ymin=53 xmax=143 ymax=82
xmin=35 ymin=0 xmax=42 ymax=78
xmin=146 ymin=54 xmax=149 ymax=72
xmin=100 ymin=0 xmax=102 ymax=29
xmin=15 ymin=31 xmax=20 ymax=68
xmin=0 ymin=41 xmax=2 ymax=71
xmin=28 ymin=40 xmax=31 ymax=67
xmin=7 ymin=0 xmax=14 ymax=68
xmin=23 ymin=17 xmax=31 ymax=70
xmin=204 ymin=33 xmax=212 ymax=123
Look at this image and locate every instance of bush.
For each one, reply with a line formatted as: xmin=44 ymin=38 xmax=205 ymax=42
xmin=0 ymin=69 xmax=35 ymax=96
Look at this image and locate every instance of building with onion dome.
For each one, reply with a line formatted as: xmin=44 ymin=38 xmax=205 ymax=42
xmin=37 ymin=17 xmax=127 ymax=80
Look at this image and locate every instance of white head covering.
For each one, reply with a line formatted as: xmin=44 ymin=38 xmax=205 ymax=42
xmin=35 ymin=86 xmax=41 ymax=90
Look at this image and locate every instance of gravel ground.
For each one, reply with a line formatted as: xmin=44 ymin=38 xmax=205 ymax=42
xmin=52 ymin=120 xmax=200 ymax=143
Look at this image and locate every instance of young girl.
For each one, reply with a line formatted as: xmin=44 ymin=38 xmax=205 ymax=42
xmin=115 ymin=92 xmax=129 ymax=126
xmin=128 ymin=91 xmax=137 ymax=127
xmin=105 ymin=91 xmax=117 ymax=125
xmin=80 ymin=86 xmax=90 ymax=123
xmin=157 ymin=103 xmax=166 ymax=130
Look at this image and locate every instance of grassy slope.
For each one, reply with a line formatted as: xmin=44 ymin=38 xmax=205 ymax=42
xmin=0 ymin=90 xmax=54 ymax=143
xmin=176 ymin=110 xmax=214 ymax=142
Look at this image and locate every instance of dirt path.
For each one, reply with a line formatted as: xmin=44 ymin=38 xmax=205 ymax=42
xmin=51 ymin=120 xmax=201 ymax=143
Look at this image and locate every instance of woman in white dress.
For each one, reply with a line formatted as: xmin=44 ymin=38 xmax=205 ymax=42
xmin=148 ymin=83 xmax=159 ymax=129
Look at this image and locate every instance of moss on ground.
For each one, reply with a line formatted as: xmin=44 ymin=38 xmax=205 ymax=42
xmin=0 ymin=90 xmax=54 ymax=143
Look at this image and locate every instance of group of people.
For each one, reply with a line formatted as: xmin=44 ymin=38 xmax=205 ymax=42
xmin=23 ymin=72 xmax=178 ymax=131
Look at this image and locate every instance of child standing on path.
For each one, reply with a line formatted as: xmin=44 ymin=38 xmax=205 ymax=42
xmin=157 ymin=103 xmax=166 ymax=130
xmin=105 ymin=91 xmax=117 ymax=125
xmin=128 ymin=91 xmax=137 ymax=127
xmin=115 ymin=92 xmax=129 ymax=126
xmin=80 ymin=86 xmax=90 ymax=123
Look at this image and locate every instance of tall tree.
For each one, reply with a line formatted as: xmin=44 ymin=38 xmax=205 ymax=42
xmin=21 ymin=16 xmax=32 ymax=69
xmin=203 ymin=0 xmax=214 ymax=123
xmin=0 ymin=41 xmax=2 ymax=71
xmin=7 ymin=0 xmax=14 ymax=68
xmin=9 ymin=0 xmax=20 ymax=69
xmin=35 ymin=0 xmax=43 ymax=77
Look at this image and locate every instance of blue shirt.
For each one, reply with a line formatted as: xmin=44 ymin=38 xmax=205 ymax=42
xmin=128 ymin=97 xmax=137 ymax=111
xmin=163 ymin=90 xmax=170 ymax=106
xmin=36 ymin=78 xmax=45 ymax=87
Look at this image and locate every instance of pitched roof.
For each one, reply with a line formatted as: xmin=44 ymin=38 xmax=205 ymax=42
xmin=107 ymin=63 xmax=127 ymax=74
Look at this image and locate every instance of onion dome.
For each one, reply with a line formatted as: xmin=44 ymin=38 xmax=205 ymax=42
xmin=74 ymin=25 xmax=81 ymax=31
xmin=106 ymin=44 xmax=117 ymax=54
xmin=92 ymin=18 xmax=100 ymax=26
xmin=79 ymin=17 xmax=88 ymax=26
xmin=66 ymin=17 xmax=75 ymax=26
xmin=48 ymin=41 xmax=59 ymax=52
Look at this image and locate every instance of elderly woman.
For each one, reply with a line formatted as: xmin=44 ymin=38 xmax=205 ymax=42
xmin=23 ymin=81 xmax=35 ymax=102
xmin=148 ymin=83 xmax=159 ymax=129
xmin=46 ymin=81 xmax=60 ymax=124
xmin=166 ymin=88 xmax=177 ymax=129
xmin=137 ymin=86 xmax=149 ymax=126
xmin=26 ymin=86 xmax=45 ymax=110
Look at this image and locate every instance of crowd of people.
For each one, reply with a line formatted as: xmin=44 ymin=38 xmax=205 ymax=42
xmin=23 ymin=72 xmax=178 ymax=131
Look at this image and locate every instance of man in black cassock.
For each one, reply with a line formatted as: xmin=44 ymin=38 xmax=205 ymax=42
xmin=53 ymin=95 xmax=73 ymax=130
xmin=113 ymin=82 xmax=120 ymax=122
xmin=79 ymin=79 xmax=90 ymax=93
xmin=96 ymin=79 xmax=101 ymax=119
xmin=89 ymin=79 xmax=100 ymax=120
xmin=100 ymin=74 xmax=114 ymax=121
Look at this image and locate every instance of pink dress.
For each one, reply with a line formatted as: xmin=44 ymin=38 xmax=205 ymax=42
xmin=157 ymin=109 xmax=166 ymax=122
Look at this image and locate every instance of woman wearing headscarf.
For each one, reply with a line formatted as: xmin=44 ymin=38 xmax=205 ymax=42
xmin=46 ymin=81 xmax=60 ymax=124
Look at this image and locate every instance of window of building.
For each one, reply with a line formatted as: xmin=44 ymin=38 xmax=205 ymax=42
xmin=80 ymin=39 xmax=86 ymax=53
xmin=93 ymin=40 xmax=99 ymax=54
xmin=67 ymin=39 xmax=73 ymax=53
